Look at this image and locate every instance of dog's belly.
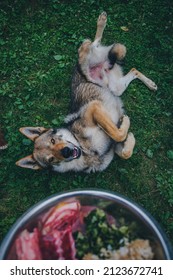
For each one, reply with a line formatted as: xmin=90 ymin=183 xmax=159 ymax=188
xmin=84 ymin=126 xmax=112 ymax=155
xmin=101 ymin=88 xmax=124 ymax=124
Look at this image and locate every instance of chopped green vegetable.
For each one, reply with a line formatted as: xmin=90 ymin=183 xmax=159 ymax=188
xmin=74 ymin=208 xmax=137 ymax=259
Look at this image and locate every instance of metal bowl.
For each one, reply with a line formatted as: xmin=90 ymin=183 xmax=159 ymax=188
xmin=0 ymin=190 xmax=172 ymax=259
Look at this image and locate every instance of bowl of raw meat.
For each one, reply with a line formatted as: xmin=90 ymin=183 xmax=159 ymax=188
xmin=0 ymin=190 xmax=172 ymax=260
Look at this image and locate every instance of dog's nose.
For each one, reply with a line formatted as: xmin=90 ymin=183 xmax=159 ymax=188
xmin=61 ymin=147 xmax=72 ymax=158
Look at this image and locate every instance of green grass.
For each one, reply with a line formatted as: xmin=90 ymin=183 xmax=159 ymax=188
xmin=0 ymin=0 xmax=173 ymax=247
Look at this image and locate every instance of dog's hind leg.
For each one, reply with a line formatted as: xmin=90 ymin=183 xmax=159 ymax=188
xmin=94 ymin=12 xmax=107 ymax=44
xmin=78 ymin=12 xmax=107 ymax=61
xmin=115 ymin=132 xmax=136 ymax=159
xmin=110 ymin=67 xmax=157 ymax=96
xmin=130 ymin=68 xmax=158 ymax=91
xmin=84 ymin=101 xmax=130 ymax=142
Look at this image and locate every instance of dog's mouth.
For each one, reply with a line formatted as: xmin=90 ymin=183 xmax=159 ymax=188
xmin=73 ymin=147 xmax=81 ymax=158
xmin=61 ymin=145 xmax=81 ymax=161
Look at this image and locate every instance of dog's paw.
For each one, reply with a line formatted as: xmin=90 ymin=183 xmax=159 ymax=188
xmin=125 ymin=132 xmax=136 ymax=148
xmin=121 ymin=115 xmax=130 ymax=129
xmin=97 ymin=12 xmax=107 ymax=27
xmin=116 ymin=115 xmax=130 ymax=142
xmin=146 ymin=79 xmax=158 ymax=91
xmin=122 ymin=132 xmax=136 ymax=159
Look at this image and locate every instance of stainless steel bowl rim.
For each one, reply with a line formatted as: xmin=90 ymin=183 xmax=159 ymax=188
xmin=0 ymin=189 xmax=172 ymax=259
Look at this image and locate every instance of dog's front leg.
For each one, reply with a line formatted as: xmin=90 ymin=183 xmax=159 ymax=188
xmin=84 ymin=101 xmax=130 ymax=142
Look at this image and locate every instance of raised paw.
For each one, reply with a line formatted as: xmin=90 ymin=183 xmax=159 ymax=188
xmin=97 ymin=11 xmax=107 ymax=27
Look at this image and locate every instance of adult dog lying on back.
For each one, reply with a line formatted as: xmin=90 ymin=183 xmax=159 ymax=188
xmin=16 ymin=12 xmax=157 ymax=173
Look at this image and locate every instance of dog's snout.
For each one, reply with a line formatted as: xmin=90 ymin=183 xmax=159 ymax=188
xmin=61 ymin=147 xmax=72 ymax=158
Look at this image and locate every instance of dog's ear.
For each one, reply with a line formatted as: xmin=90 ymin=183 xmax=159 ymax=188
xmin=16 ymin=155 xmax=42 ymax=170
xmin=19 ymin=127 xmax=48 ymax=141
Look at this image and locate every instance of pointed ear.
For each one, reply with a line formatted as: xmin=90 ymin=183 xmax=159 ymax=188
xmin=19 ymin=127 xmax=48 ymax=141
xmin=16 ymin=155 xmax=42 ymax=170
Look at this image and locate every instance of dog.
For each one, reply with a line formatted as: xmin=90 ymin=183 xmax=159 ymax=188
xmin=16 ymin=12 xmax=157 ymax=173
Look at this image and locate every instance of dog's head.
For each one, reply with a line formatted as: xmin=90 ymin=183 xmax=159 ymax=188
xmin=16 ymin=127 xmax=82 ymax=170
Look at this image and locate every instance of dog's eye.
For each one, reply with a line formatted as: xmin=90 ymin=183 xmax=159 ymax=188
xmin=51 ymin=138 xmax=55 ymax=144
